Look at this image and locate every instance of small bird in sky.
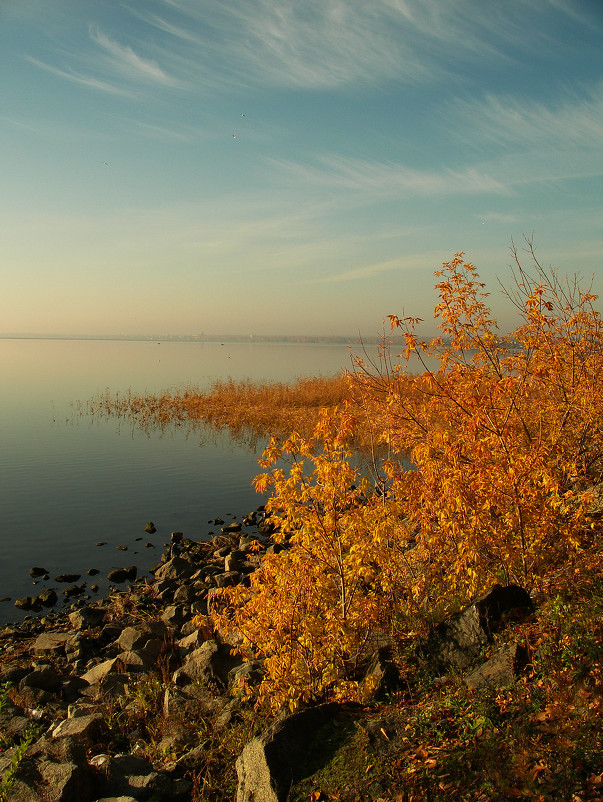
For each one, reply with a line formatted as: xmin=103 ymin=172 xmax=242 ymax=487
xmin=102 ymin=162 xmax=109 ymax=166
xmin=240 ymin=113 xmax=245 ymax=117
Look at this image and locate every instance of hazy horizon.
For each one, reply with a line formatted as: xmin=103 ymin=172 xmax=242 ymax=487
xmin=1 ymin=1 xmax=601 ymax=337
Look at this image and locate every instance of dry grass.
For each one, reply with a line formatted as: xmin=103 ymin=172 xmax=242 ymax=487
xmin=86 ymin=373 xmax=353 ymax=445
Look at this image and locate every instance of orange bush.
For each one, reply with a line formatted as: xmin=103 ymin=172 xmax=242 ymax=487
xmin=215 ymin=242 xmax=603 ymax=710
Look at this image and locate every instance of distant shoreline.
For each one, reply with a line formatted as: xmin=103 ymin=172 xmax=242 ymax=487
xmin=0 ymin=333 xmax=382 ymax=345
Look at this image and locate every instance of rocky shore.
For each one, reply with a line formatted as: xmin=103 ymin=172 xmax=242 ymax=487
xmin=0 ymin=508 xmax=538 ymax=802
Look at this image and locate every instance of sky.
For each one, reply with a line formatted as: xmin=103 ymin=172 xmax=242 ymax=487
xmin=0 ymin=0 xmax=601 ymax=338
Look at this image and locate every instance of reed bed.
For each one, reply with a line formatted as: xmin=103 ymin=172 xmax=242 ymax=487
xmin=87 ymin=373 xmax=354 ymax=444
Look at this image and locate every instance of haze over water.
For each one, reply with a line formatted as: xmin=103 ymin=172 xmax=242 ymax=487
xmin=0 ymin=337 xmax=371 ymax=625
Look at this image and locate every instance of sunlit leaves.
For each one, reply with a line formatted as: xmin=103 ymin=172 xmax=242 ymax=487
xmin=217 ymin=241 xmax=603 ymax=713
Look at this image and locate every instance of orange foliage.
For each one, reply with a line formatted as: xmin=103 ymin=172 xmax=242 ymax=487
xmin=215 ymin=241 xmax=603 ymax=711
xmin=86 ymin=373 xmax=352 ymax=446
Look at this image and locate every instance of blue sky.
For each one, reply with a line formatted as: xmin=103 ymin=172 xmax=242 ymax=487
xmin=1 ymin=0 xmax=601 ymax=337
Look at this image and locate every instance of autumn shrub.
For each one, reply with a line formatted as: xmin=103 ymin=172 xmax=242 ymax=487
xmin=215 ymin=241 xmax=603 ymax=712
xmin=351 ymin=241 xmax=603 ymax=605
xmin=214 ymin=410 xmax=411 ymax=712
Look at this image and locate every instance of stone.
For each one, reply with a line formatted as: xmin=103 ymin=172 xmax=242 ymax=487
xmin=173 ymin=583 xmax=196 ymax=603
xmin=114 ymin=649 xmax=155 ymax=673
xmin=424 ymin=584 xmax=533 ymax=671
xmin=225 ymin=554 xmax=243 ymax=572
xmin=145 ymin=521 xmax=157 ymax=533
xmin=14 ymin=596 xmax=39 ymax=611
xmin=116 ymin=626 xmax=151 ymax=652
xmin=358 ymin=644 xmax=400 ymax=704
xmin=84 ymin=673 xmax=130 ymax=701
xmin=55 ymin=574 xmax=81 ymax=583
xmin=29 ymin=566 xmax=49 ymax=578
xmin=37 ymin=589 xmax=58 ymax=607
xmin=0 ymin=664 xmax=28 ymax=685
xmin=160 ymin=604 xmax=191 ymax=629
xmin=80 ymin=657 xmax=126 ymax=685
xmin=51 ymin=713 xmax=105 ymax=746
xmin=228 ymin=660 xmax=265 ymax=692
xmin=62 ymin=584 xmax=85 ymax=598
xmin=214 ymin=571 xmax=241 ymax=588
xmin=107 ymin=569 xmax=129 ymax=583
xmin=69 ymin=605 xmax=106 ymax=629
xmin=21 ymin=665 xmax=61 ymax=692
xmin=32 ymin=632 xmax=72 ymax=658
xmin=153 ymin=556 xmax=195 ymax=582
xmin=173 ymin=640 xmax=242 ymax=688
xmin=465 ymin=643 xmax=529 ymax=690
xmin=61 ymin=676 xmax=90 ymax=703
xmin=177 ymin=630 xmax=206 ymax=656
xmin=236 ymin=703 xmax=343 ymax=802
xmin=90 ymin=753 xmax=190 ymax=801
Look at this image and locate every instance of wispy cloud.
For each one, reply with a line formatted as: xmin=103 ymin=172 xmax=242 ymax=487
xmin=450 ymin=83 xmax=603 ymax=150
xmin=144 ymin=0 xmax=594 ymax=91
xmin=267 ymin=155 xmax=510 ymax=198
xmin=24 ymin=56 xmax=132 ymax=95
xmin=308 ymin=251 xmax=445 ymax=284
xmin=27 ymin=0 xmax=600 ymax=101
xmin=88 ymin=26 xmax=177 ymax=86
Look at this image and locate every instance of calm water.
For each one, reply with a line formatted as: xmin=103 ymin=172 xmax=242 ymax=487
xmin=0 ymin=338 xmax=367 ymax=625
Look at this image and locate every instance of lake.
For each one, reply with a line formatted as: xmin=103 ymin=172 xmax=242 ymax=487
xmin=0 ymin=338 xmax=373 ymax=625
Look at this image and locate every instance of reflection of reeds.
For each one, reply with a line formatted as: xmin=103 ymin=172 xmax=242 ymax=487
xmin=85 ymin=373 xmax=353 ymax=448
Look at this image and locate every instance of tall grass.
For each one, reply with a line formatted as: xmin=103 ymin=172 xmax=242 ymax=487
xmin=86 ymin=373 xmax=355 ymax=445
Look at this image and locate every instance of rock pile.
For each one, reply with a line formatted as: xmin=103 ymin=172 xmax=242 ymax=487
xmin=0 ymin=508 xmax=535 ymax=802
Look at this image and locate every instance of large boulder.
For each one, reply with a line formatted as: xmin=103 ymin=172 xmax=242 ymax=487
xmin=465 ymin=642 xmax=528 ymax=690
xmin=424 ymin=584 xmax=533 ymax=671
xmin=89 ymin=753 xmax=191 ymax=801
xmin=236 ymin=703 xmax=343 ymax=802
xmin=0 ymin=735 xmax=96 ymax=802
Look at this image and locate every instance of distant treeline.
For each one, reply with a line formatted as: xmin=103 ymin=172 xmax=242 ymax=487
xmin=0 ymin=333 xmax=383 ymax=344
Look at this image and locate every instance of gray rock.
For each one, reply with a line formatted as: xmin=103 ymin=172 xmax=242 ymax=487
xmin=55 ymin=574 xmax=81 ymax=583
xmin=14 ymin=596 xmax=39 ymax=611
xmin=32 ymin=632 xmax=72 ymax=658
xmin=465 ymin=642 xmax=528 ymax=690
xmin=69 ymin=605 xmax=106 ymax=629
xmin=236 ymin=703 xmax=343 ymax=802
xmin=62 ymin=584 xmax=85 ymax=598
xmin=37 ymin=589 xmax=58 ymax=607
xmin=160 ymin=603 xmax=190 ymax=629
xmin=173 ymin=583 xmax=196 ymax=604
xmin=153 ymin=556 xmax=195 ymax=581
xmin=115 ymin=626 xmax=151 ymax=652
xmin=424 ymin=584 xmax=533 ymax=671
xmin=228 ymin=660 xmax=265 ymax=693
xmin=80 ymin=657 xmax=126 ymax=685
xmin=21 ymin=665 xmax=61 ymax=692
xmin=214 ymin=570 xmax=241 ymax=588
xmin=107 ymin=569 xmax=129 ymax=583
xmin=51 ymin=713 xmax=105 ymax=746
xmin=2 ymin=734 xmax=95 ymax=802
xmin=173 ymin=640 xmax=242 ymax=688
xmin=176 ymin=630 xmax=206 ymax=656
xmin=90 ymin=753 xmax=190 ymax=801
xmin=359 ymin=644 xmax=400 ymax=704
